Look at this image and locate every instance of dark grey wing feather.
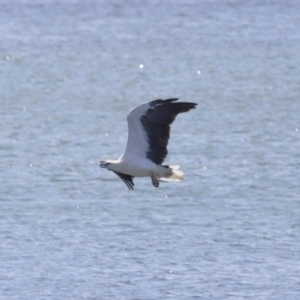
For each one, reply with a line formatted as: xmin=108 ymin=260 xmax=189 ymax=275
xmin=141 ymin=98 xmax=197 ymax=165
xmin=113 ymin=171 xmax=135 ymax=190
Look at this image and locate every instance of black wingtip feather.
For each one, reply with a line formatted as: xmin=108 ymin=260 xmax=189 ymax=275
xmin=149 ymin=98 xmax=179 ymax=107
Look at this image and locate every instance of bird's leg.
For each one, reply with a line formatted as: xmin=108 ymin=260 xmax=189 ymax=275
xmin=151 ymin=173 xmax=159 ymax=188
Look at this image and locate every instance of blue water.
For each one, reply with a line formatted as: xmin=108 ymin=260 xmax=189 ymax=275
xmin=1 ymin=1 xmax=300 ymax=299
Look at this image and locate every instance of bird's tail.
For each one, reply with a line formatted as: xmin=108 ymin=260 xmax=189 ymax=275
xmin=160 ymin=165 xmax=184 ymax=182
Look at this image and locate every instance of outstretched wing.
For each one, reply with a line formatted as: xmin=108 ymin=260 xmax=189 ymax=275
xmin=113 ymin=171 xmax=135 ymax=190
xmin=123 ymin=98 xmax=197 ymax=165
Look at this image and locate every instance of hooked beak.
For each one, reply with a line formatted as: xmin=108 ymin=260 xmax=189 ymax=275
xmin=100 ymin=161 xmax=108 ymax=168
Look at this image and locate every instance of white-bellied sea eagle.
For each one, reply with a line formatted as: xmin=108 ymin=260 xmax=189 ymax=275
xmin=100 ymin=98 xmax=197 ymax=190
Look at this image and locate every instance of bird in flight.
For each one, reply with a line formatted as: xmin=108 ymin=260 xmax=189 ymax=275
xmin=100 ymin=98 xmax=197 ymax=190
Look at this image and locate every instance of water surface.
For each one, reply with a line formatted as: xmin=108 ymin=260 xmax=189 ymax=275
xmin=1 ymin=1 xmax=300 ymax=299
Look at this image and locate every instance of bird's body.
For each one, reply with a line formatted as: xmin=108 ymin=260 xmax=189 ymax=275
xmin=100 ymin=98 xmax=197 ymax=189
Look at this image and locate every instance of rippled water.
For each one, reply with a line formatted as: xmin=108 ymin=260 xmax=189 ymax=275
xmin=1 ymin=1 xmax=300 ymax=299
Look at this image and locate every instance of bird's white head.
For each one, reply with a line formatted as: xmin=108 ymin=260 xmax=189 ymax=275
xmin=100 ymin=159 xmax=121 ymax=172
